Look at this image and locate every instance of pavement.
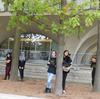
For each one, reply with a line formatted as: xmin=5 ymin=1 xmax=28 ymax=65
xmin=0 ymin=93 xmax=45 ymax=99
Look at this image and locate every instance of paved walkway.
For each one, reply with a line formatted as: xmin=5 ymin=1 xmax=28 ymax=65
xmin=0 ymin=93 xmax=45 ymax=99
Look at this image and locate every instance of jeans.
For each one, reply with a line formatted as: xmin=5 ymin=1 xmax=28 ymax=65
xmin=47 ymin=73 xmax=54 ymax=89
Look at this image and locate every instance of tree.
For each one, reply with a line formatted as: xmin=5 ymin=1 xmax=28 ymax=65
xmin=10 ymin=29 xmax=21 ymax=80
xmin=93 ymin=0 xmax=100 ymax=92
xmin=4 ymin=0 xmax=100 ymax=95
xmin=55 ymin=0 xmax=66 ymax=95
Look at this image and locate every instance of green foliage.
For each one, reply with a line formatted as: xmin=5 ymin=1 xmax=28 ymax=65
xmin=7 ymin=16 xmax=17 ymax=30
xmin=38 ymin=24 xmax=46 ymax=31
xmin=51 ymin=22 xmax=59 ymax=34
xmin=69 ymin=15 xmax=80 ymax=28
xmin=8 ymin=0 xmax=100 ymax=37
xmin=85 ymin=11 xmax=95 ymax=27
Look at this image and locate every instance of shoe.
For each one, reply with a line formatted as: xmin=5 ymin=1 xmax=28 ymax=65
xmin=45 ymin=88 xmax=49 ymax=93
xmin=4 ymin=78 xmax=6 ymax=80
xmin=45 ymin=88 xmax=52 ymax=93
xmin=48 ymin=88 xmax=51 ymax=93
xmin=21 ymin=79 xmax=24 ymax=81
xmin=4 ymin=76 xmax=7 ymax=80
xmin=62 ymin=90 xmax=66 ymax=94
xmin=8 ymin=76 xmax=10 ymax=80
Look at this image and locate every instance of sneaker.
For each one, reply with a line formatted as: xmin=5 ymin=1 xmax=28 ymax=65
xmin=45 ymin=88 xmax=49 ymax=93
xmin=62 ymin=90 xmax=66 ymax=94
xmin=48 ymin=88 xmax=51 ymax=93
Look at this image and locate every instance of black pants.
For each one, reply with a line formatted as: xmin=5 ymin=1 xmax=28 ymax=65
xmin=62 ymin=71 xmax=69 ymax=90
xmin=4 ymin=66 xmax=11 ymax=80
xmin=92 ymin=68 xmax=96 ymax=86
xmin=19 ymin=69 xmax=24 ymax=80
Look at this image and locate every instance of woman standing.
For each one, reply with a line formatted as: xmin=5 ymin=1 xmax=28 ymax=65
xmin=90 ymin=55 xmax=96 ymax=87
xmin=18 ymin=52 xmax=26 ymax=81
xmin=4 ymin=52 xmax=12 ymax=80
xmin=62 ymin=50 xmax=72 ymax=94
xmin=45 ymin=51 xmax=57 ymax=93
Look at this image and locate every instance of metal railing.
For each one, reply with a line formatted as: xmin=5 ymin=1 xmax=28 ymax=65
xmin=0 ymin=49 xmax=94 ymax=66
xmin=0 ymin=49 xmax=50 ymax=61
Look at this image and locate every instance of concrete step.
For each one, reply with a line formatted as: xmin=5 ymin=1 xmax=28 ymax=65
xmin=0 ymin=61 xmax=92 ymax=83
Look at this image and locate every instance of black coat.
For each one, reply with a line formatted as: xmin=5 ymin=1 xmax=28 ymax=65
xmin=19 ymin=60 xmax=26 ymax=69
xmin=62 ymin=56 xmax=72 ymax=67
xmin=6 ymin=56 xmax=12 ymax=67
xmin=90 ymin=62 xmax=96 ymax=68
xmin=47 ymin=57 xmax=56 ymax=74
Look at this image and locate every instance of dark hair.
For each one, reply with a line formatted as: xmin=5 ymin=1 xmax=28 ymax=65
xmin=63 ymin=50 xmax=70 ymax=57
xmin=6 ymin=52 xmax=12 ymax=58
xmin=91 ymin=55 xmax=96 ymax=60
xmin=50 ymin=50 xmax=57 ymax=57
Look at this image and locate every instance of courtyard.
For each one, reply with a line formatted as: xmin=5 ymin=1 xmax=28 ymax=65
xmin=0 ymin=76 xmax=100 ymax=99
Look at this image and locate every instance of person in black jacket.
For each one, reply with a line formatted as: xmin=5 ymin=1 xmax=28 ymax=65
xmin=18 ymin=52 xmax=26 ymax=81
xmin=45 ymin=51 xmax=57 ymax=93
xmin=4 ymin=52 xmax=12 ymax=80
xmin=90 ymin=55 xmax=96 ymax=87
xmin=62 ymin=50 xmax=72 ymax=94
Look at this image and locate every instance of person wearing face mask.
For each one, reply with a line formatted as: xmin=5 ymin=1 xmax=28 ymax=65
xmin=62 ymin=50 xmax=72 ymax=94
xmin=4 ymin=52 xmax=12 ymax=80
xmin=18 ymin=52 xmax=26 ymax=81
xmin=45 ymin=51 xmax=57 ymax=93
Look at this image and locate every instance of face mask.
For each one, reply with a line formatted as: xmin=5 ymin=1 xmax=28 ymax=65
xmin=7 ymin=54 xmax=10 ymax=57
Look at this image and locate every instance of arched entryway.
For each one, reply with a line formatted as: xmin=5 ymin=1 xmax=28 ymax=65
xmin=72 ymin=25 xmax=98 ymax=66
xmin=0 ymin=33 xmax=58 ymax=79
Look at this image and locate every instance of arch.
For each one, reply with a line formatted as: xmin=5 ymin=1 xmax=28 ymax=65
xmin=72 ymin=24 xmax=98 ymax=65
xmin=73 ymin=35 xmax=97 ymax=65
xmin=0 ymin=16 xmax=59 ymax=45
xmin=81 ymin=42 xmax=97 ymax=65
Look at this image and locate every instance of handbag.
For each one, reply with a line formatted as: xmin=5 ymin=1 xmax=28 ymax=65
xmin=63 ymin=66 xmax=70 ymax=72
xmin=63 ymin=64 xmax=71 ymax=72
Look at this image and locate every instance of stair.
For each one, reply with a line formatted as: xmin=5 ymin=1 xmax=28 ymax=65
xmin=0 ymin=61 xmax=92 ymax=83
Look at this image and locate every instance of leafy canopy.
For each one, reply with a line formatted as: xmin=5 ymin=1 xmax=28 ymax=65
xmin=4 ymin=0 xmax=100 ymax=36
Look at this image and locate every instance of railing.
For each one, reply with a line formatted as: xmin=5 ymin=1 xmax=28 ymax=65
xmin=0 ymin=49 xmax=94 ymax=67
xmin=24 ymin=50 xmax=50 ymax=60
xmin=0 ymin=49 xmax=50 ymax=61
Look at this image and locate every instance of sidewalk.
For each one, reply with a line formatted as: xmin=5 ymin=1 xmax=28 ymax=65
xmin=0 ymin=93 xmax=45 ymax=99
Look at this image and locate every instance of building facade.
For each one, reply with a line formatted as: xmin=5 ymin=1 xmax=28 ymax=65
xmin=0 ymin=0 xmax=99 ymax=83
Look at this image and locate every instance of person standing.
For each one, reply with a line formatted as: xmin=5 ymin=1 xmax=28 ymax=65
xmin=18 ymin=52 xmax=26 ymax=81
xmin=90 ymin=55 xmax=96 ymax=87
xmin=4 ymin=52 xmax=12 ymax=80
xmin=45 ymin=51 xmax=57 ymax=93
xmin=62 ymin=50 xmax=72 ymax=94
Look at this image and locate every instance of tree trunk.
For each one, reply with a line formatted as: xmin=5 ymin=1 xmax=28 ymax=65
xmin=55 ymin=36 xmax=64 ymax=95
xmin=55 ymin=0 xmax=67 ymax=95
xmin=10 ymin=31 xmax=21 ymax=81
xmin=94 ymin=21 xmax=100 ymax=91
